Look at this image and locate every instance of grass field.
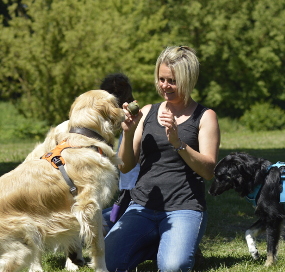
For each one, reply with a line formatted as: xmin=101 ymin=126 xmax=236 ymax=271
xmin=0 ymin=129 xmax=285 ymax=271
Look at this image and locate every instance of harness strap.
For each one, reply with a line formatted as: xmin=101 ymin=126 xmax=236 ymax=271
xmin=245 ymin=184 xmax=262 ymax=206
xmin=246 ymin=161 xmax=285 ymax=206
xmin=51 ymin=156 xmax=77 ymax=197
xmin=269 ymin=162 xmax=285 ymax=203
xmin=41 ymin=141 xmax=105 ymax=197
xmin=41 ymin=141 xmax=77 ymax=196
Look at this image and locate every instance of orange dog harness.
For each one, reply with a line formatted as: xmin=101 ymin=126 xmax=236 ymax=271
xmin=41 ymin=141 xmax=77 ymax=196
xmin=42 ymin=141 xmax=71 ymax=169
xmin=41 ymin=141 xmax=104 ymax=197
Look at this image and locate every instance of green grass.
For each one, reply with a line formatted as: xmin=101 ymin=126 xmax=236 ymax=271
xmin=1 ymin=129 xmax=285 ymax=271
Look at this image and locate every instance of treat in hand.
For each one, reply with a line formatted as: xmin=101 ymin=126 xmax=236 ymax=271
xmin=127 ymin=101 xmax=140 ymax=116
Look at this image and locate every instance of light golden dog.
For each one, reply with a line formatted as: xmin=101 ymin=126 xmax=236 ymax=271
xmin=0 ymin=90 xmax=124 ymax=272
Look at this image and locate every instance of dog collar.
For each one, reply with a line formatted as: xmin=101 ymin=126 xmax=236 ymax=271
xmin=69 ymin=127 xmax=113 ymax=148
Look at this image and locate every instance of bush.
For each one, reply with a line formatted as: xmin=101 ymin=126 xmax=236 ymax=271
xmin=0 ymin=102 xmax=49 ymax=142
xmin=240 ymin=102 xmax=285 ymax=131
xmin=218 ymin=117 xmax=246 ymax=133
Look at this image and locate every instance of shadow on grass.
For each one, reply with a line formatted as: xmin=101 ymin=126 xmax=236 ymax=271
xmin=44 ymin=253 xmax=91 ymax=271
xmin=44 ymin=254 xmax=66 ymax=270
xmin=193 ymin=254 xmax=266 ymax=271
xmin=137 ymin=254 xmax=264 ymax=272
xmin=0 ymin=162 xmax=21 ymax=176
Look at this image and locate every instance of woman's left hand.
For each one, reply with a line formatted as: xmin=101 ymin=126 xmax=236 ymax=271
xmin=159 ymin=111 xmax=180 ymax=148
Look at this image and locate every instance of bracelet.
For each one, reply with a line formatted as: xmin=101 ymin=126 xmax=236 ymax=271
xmin=173 ymin=138 xmax=186 ymax=152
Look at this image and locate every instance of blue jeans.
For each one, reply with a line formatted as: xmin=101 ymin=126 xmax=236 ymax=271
xmin=104 ymin=202 xmax=207 ymax=272
xmin=103 ymin=206 xmax=114 ymax=230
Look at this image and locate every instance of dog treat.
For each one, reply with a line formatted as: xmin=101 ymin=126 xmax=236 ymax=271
xmin=127 ymin=101 xmax=140 ymax=116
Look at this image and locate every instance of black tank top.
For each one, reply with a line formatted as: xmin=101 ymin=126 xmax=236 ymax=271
xmin=130 ymin=102 xmax=208 ymax=212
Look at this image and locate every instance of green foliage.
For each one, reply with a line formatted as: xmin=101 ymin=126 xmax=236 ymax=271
xmin=0 ymin=102 xmax=48 ymax=141
xmin=218 ymin=117 xmax=245 ymax=134
xmin=0 ymin=0 xmax=173 ymax=125
xmin=1 ymin=0 xmax=285 ymax=126
xmin=240 ymin=102 xmax=285 ymax=131
xmin=173 ymin=0 xmax=285 ymax=117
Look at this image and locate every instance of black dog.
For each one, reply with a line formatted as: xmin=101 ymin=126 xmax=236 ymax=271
xmin=209 ymin=152 xmax=285 ymax=266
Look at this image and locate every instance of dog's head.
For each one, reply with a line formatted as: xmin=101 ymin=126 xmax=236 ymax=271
xmin=68 ymin=90 xmax=125 ymax=146
xmin=209 ymin=152 xmax=271 ymax=197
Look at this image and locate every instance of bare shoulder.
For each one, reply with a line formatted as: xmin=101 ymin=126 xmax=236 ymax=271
xmin=139 ymin=104 xmax=152 ymax=122
xmin=141 ymin=104 xmax=152 ymax=114
xmin=200 ymin=108 xmax=218 ymax=125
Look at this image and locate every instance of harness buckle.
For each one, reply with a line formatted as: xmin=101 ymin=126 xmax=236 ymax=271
xmin=51 ymin=156 xmax=64 ymax=168
xmin=69 ymin=186 xmax=77 ymax=196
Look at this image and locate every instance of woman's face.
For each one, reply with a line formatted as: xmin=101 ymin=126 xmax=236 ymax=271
xmin=158 ymin=63 xmax=179 ymax=103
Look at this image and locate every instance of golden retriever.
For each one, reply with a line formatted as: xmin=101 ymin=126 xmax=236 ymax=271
xmin=0 ymin=90 xmax=124 ymax=272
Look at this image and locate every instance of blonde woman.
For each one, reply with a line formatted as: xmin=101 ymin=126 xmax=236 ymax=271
xmin=105 ymin=46 xmax=220 ymax=271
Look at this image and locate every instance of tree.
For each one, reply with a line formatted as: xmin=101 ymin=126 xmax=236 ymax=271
xmin=2 ymin=0 xmax=285 ymax=124
xmin=0 ymin=0 xmax=174 ymax=125
xmin=168 ymin=0 xmax=285 ymax=117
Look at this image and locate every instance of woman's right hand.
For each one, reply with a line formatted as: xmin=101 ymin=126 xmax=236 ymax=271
xmin=122 ymin=102 xmax=143 ymax=134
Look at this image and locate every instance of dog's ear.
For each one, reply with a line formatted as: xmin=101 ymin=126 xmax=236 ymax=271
xmin=228 ymin=163 xmax=253 ymax=197
xmin=97 ymin=103 xmax=125 ymax=129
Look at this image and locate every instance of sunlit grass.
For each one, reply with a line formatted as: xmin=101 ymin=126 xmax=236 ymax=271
xmin=1 ymin=129 xmax=285 ymax=271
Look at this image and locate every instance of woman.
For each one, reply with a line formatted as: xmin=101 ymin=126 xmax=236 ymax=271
xmin=105 ymin=46 xmax=220 ymax=271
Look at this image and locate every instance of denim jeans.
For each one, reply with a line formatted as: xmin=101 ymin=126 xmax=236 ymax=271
xmin=103 ymin=206 xmax=114 ymax=230
xmin=104 ymin=202 xmax=207 ymax=272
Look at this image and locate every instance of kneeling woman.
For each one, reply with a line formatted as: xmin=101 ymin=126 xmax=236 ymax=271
xmin=105 ymin=45 xmax=220 ymax=272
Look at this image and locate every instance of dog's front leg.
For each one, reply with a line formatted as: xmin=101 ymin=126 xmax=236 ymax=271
xmin=65 ymin=237 xmax=85 ymax=271
xmin=87 ymin=207 xmax=107 ymax=272
xmin=73 ymin=199 xmax=107 ymax=272
xmin=265 ymin=218 xmax=282 ymax=267
xmin=28 ymin=248 xmax=43 ymax=272
xmin=245 ymin=219 xmax=266 ymax=260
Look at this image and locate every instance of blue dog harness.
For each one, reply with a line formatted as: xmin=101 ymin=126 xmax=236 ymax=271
xmin=246 ymin=161 xmax=285 ymax=206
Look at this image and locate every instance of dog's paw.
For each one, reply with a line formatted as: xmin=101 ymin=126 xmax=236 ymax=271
xmin=250 ymin=251 xmax=259 ymax=260
xmin=264 ymin=255 xmax=276 ymax=267
xmin=65 ymin=258 xmax=82 ymax=271
xmin=28 ymin=266 xmax=44 ymax=272
xmin=88 ymin=261 xmax=108 ymax=272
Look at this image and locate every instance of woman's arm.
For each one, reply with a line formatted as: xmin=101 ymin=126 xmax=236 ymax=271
xmin=183 ymin=109 xmax=220 ymax=180
xmin=118 ymin=104 xmax=152 ymax=173
xmin=161 ymin=109 xmax=220 ymax=180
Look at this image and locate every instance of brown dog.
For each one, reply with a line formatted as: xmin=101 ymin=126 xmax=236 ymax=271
xmin=0 ymin=90 xmax=124 ymax=272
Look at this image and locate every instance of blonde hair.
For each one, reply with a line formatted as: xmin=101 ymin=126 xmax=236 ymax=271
xmin=155 ymin=46 xmax=199 ymax=105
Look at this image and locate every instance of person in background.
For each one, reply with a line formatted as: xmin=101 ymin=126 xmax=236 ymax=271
xmin=104 ymin=46 xmax=220 ymax=271
xmin=100 ymin=73 xmax=134 ymax=108
xmin=99 ymin=73 xmax=140 ymax=232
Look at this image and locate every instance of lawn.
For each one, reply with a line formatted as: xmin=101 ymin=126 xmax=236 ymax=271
xmin=0 ymin=129 xmax=285 ymax=271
